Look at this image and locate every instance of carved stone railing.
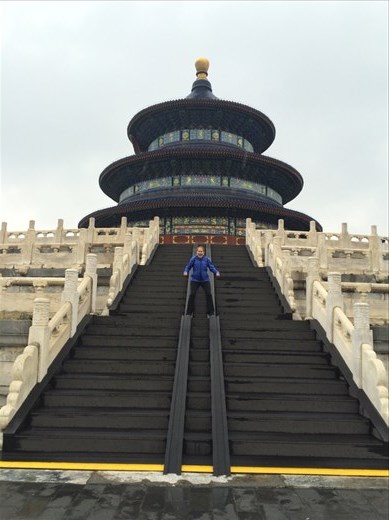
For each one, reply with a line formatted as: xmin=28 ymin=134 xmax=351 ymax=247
xmin=247 ymin=219 xmax=389 ymax=279
xmin=0 ymin=217 xmax=158 ymax=271
xmin=0 ymin=277 xmax=66 ymax=315
xmin=308 ymin=273 xmax=388 ymax=426
xmin=0 ymin=254 xmax=98 ymax=433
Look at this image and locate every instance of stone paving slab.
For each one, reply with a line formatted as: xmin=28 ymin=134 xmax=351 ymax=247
xmin=0 ymin=470 xmax=388 ymax=520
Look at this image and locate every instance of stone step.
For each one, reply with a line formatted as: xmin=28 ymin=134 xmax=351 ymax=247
xmin=223 ymin=351 xmax=329 ymax=365
xmin=223 ymin=363 xmax=337 ymax=379
xmin=10 ymin=429 xmax=168 ymax=455
xmin=43 ymin=389 xmax=172 ymax=409
xmin=81 ymin=335 xmax=179 ymax=348
xmin=83 ymin=325 xmax=179 ymax=337
xmin=226 ymin=394 xmax=359 ymax=413
xmin=89 ymin=316 xmax=182 ymax=327
xmin=227 ymin=411 xmax=370 ymax=434
xmin=228 ymin=432 xmax=388 ymax=461
xmin=221 ymin=330 xmax=317 ymax=340
xmin=62 ymin=359 xmax=177 ymax=376
xmin=72 ymin=347 xmax=178 ymax=362
xmin=53 ymin=374 xmax=174 ymax=392
xmin=220 ymin=321 xmax=312 ymax=332
xmin=221 ymin=338 xmax=323 ymax=351
xmin=224 ymin=377 xmax=348 ymax=395
xmin=29 ymin=409 xmax=170 ymax=430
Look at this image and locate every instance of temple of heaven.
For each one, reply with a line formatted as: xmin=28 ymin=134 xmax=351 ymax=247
xmin=79 ymin=58 xmax=322 ymax=244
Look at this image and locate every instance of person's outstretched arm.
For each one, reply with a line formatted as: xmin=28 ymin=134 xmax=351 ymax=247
xmin=207 ymin=258 xmax=220 ymax=276
xmin=183 ymin=256 xmax=195 ymax=276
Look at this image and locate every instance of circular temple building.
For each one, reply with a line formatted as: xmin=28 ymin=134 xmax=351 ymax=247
xmin=79 ymin=58 xmax=321 ymax=244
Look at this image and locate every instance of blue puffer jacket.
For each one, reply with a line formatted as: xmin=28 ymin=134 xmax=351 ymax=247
xmin=184 ymin=255 xmax=220 ymax=282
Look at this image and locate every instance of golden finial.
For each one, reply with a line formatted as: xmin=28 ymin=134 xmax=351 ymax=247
xmin=195 ymin=57 xmax=209 ymax=80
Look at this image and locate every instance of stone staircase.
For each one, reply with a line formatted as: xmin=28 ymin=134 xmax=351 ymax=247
xmin=2 ymin=244 xmax=388 ymax=471
xmin=211 ymin=246 xmax=388 ymax=469
xmin=2 ymin=245 xmax=191 ymax=462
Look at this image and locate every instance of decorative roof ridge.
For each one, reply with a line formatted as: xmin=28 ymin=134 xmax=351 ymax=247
xmin=127 ymin=98 xmax=275 ymax=132
xmin=99 ymin=147 xmax=303 ymax=185
xmin=79 ymin=197 xmax=320 ymax=229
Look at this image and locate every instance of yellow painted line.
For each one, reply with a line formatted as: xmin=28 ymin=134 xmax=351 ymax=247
xmin=0 ymin=461 xmax=164 ymax=472
xmin=0 ymin=461 xmax=387 ymax=478
xmin=181 ymin=465 xmax=214 ymax=473
xmin=230 ymin=466 xmax=389 ymax=478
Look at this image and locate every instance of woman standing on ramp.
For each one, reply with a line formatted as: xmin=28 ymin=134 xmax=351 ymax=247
xmin=183 ymin=245 xmax=220 ymax=317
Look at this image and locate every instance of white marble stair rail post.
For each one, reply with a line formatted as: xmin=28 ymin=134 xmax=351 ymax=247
xmin=24 ymin=220 xmax=36 ymax=266
xmin=84 ymin=254 xmax=98 ymax=313
xmin=54 ymin=219 xmax=64 ymax=244
xmin=0 ymin=222 xmax=7 ymax=244
xmin=317 ymin=232 xmax=328 ymax=271
xmin=27 ymin=298 xmax=51 ymax=382
xmin=352 ymin=302 xmax=389 ymax=425
xmin=352 ymin=302 xmax=373 ymax=387
xmin=326 ymin=272 xmax=344 ymax=342
xmin=271 ymin=236 xmax=283 ymax=284
xmin=277 ymin=219 xmax=285 ymax=245
xmin=103 ymin=247 xmax=125 ymax=314
xmin=141 ymin=217 xmax=160 ymax=265
xmin=263 ymin=230 xmax=275 ymax=267
xmin=305 ymin=257 xmax=320 ymax=319
xmin=307 ymin=220 xmax=318 ymax=247
xmin=245 ymin=218 xmax=263 ymax=266
xmin=369 ymin=225 xmax=382 ymax=275
xmin=61 ymin=269 xmax=80 ymax=337
xmin=281 ymin=249 xmax=296 ymax=312
xmin=118 ymin=217 xmax=128 ymax=242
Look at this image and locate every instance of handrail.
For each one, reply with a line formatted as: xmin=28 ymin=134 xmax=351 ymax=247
xmin=207 ymin=245 xmax=231 ymax=476
xmin=163 ymin=246 xmax=194 ymax=474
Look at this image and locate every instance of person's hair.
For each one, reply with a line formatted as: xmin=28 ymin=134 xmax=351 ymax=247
xmin=196 ymin=244 xmax=206 ymax=252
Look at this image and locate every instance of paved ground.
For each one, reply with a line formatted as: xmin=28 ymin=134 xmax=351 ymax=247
xmin=0 ymin=469 xmax=388 ymax=520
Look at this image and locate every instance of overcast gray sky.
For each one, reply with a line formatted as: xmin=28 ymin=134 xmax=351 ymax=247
xmin=1 ymin=1 xmax=388 ymax=235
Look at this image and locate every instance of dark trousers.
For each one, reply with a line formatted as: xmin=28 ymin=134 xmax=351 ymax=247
xmin=186 ymin=281 xmax=215 ymax=316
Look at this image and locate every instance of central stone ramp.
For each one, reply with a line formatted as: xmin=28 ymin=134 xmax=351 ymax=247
xmin=4 ymin=245 xmax=191 ymax=463
xmin=211 ymin=245 xmax=389 ymax=470
xmin=183 ymin=288 xmax=212 ymax=466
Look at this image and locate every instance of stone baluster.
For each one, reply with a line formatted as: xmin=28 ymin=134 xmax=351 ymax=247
xmin=340 ymin=222 xmax=350 ymax=248
xmin=77 ymin=228 xmax=88 ymax=267
xmin=273 ymin=236 xmax=282 ymax=262
xmin=85 ymin=254 xmax=98 ymax=313
xmin=113 ymin=247 xmax=124 ymax=285
xmin=317 ymin=233 xmax=328 ymax=270
xmin=55 ymin=219 xmax=64 ymax=244
xmin=352 ymin=302 xmax=373 ymax=387
xmin=305 ymin=256 xmax=320 ymax=319
xmin=308 ymin=220 xmax=318 ymax=247
xmin=123 ymin=232 xmax=133 ymax=256
xmin=369 ymin=225 xmax=381 ymax=274
xmin=131 ymin=228 xmax=141 ymax=264
xmin=24 ymin=220 xmax=36 ymax=266
xmin=254 ymin=229 xmax=263 ymax=267
xmin=86 ymin=217 xmax=96 ymax=243
xmin=28 ymin=298 xmax=51 ymax=381
xmin=119 ymin=217 xmax=128 ymax=242
xmin=326 ymin=272 xmax=343 ymax=342
xmin=62 ymin=269 xmax=80 ymax=336
xmin=141 ymin=229 xmax=150 ymax=265
xmin=263 ymin=230 xmax=274 ymax=267
xmin=0 ymin=222 xmax=7 ymax=244
xmin=277 ymin=219 xmax=285 ymax=244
